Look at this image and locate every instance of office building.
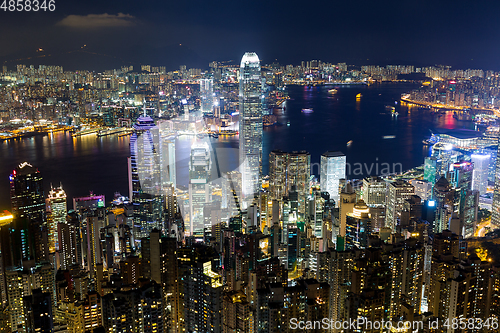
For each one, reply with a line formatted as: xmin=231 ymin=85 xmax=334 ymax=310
xmin=385 ymin=180 xmax=415 ymax=232
xmin=362 ymin=176 xmax=386 ymax=206
xmin=10 ymin=162 xmax=45 ymax=222
xmin=46 ymin=185 xmax=67 ymax=253
xmin=320 ymin=151 xmax=346 ymax=206
xmin=188 ymin=141 xmax=212 ymax=238
xmin=129 ymin=115 xmax=163 ymax=238
xmin=239 ymin=52 xmax=263 ymax=204
xmin=411 ymin=179 xmax=432 ymax=201
xmin=269 ymin=150 xmax=310 ymax=220
xmin=471 ymin=153 xmax=489 ymax=195
xmin=200 ymin=78 xmax=214 ymax=113
xmin=345 ymin=200 xmax=371 ymax=249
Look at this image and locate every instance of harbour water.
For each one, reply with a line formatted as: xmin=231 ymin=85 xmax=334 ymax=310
xmin=0 ymin=83 xmax=475 ymax=210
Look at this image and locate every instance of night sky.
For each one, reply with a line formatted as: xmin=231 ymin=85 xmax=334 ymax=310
xmin=0 ymin=0 xmax=499 ymax=71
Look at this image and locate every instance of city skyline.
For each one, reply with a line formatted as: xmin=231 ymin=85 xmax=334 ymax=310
xmin=2 ymin=43 xmax=500 ymax=330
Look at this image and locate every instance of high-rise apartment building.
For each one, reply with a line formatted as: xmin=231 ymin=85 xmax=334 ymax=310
xmin=320 ymin=151 xmax=346 ymax=206
xmin=239 ymin=52 xmax=263 ymax=204
xmin=184 ymin=261 xmax=223 ymax=333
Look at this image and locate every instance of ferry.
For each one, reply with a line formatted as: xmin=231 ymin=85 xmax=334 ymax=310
xmin=301 ymin=108 xmax=314 ymax=113
xmin=422 ymin=139 xmax=433 ymax=145
xmin=328 ymin=89 xmax=338 ymax=95
xmin=356 ymin=93 xmax=362 ymax=99
xmin=385 ymin=105 xmax=396 ymax=112
xmin=347 ymin=140 xmax=353 ymax=147
xmin=383 ymin=135 xmax=396 ymax=139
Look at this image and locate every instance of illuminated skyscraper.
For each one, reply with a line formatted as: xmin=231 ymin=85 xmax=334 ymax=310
xmin=385 ymin=179 xmax=415 ymax=232
xmin=10 ymin=162 xmax=45 ymax=223
xmin=269 ymin=150 xmax=311 ymax=220
xmin=320 ymin=151 xmax=346 ymax=206
xmin=345 ymin=200 xmax=371 ymax=249
xmin=200 ymin=78 xmax=214 ymax=113
xmin=471 ymin=153 xmax=489 ymax=195
xmin=362 ymin=176 xmax=387 ymax=206
xmin=239 ymin=52 xmax=263 ymax=204
xmin=10 ymin=162 xmax=49 ymax=263
xmin=189 ymin=141 xmax=212 ymax=238
xmin=423 ymin=157 xmax=440 ymax=185
xmin=46 ymin=185 xmax=67 ymax=253
xmin=129 ymin=115 xmax=163 ymax=239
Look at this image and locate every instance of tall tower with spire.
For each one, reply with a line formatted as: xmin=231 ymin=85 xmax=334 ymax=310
xmin=238 ymin=52 xmax=263 ymax=205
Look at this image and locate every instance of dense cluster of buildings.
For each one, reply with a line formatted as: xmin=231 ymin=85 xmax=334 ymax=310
xmin=404 ymin=74 xmax=500 ymax=110
xmin=1 ymin=54 xmax=500 ymax=332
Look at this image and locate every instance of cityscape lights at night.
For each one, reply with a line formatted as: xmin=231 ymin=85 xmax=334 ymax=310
xmin=2 ymin=1 xmax=500 ymax=332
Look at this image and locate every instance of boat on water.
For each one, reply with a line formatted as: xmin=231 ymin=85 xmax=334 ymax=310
xmin=422 ymin=139 xmax=433 ymax=145
xmin=347 ymin=140 xmax=353 ymax=146
xmin=385 ymin=105 xmax=396 ymax=112
xmin=383 ymin=135 xmax=396 ymax=139
xmin=301 ymin=108 xmax=314 ymax=113
xmin=328 ymin=89 xmax=338 ymax=94
xmin=356 ymin=93 xmax=362 ymax=99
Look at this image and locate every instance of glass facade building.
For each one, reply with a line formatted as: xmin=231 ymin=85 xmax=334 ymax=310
xmin=239 ymin=52 xmax=263 ymax=204
xmin=188 ymin=141 xmax=212 ymax=238
xmin=320 ymin=151 xmax=346 ymax=206
xmin=129 ymin=116 xmax=162 ymax=239
xmin=471 ymin=153 xmax=489 ymax=195
xmin=200 ymin=78 xmax=214 ymax=113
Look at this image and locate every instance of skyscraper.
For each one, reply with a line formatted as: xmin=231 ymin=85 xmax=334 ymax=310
xmin=385 ymin=179 xmax=415 ymax=232
xmin=10 ymin=162 xmax=45 ymax=222
xmin=423 ymin=156 xmax=440 ymax=185
xmin=269 ymin=150 xmax=310 ymax=220
xmin=129 ymin=115 xmax=163 ymax=239
xmin=362 ymin=176 xmax=386 ymax=206
xmin=46 ymin=185 xmax=67 ymax=253
xmin=189 ymin=141 xmax=212 ymax=238
xmin=471 ymin=153 xmax=489 ymax=195
xmin=239 ymin=52 xmax=263 ymax=204
xmin=200 ymin=78 xmax=214 ymax=113
xmin=10 ymin=162 xmax=49 ymax=263
xmin=320 ymin=151 xmax=346 ymax=206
